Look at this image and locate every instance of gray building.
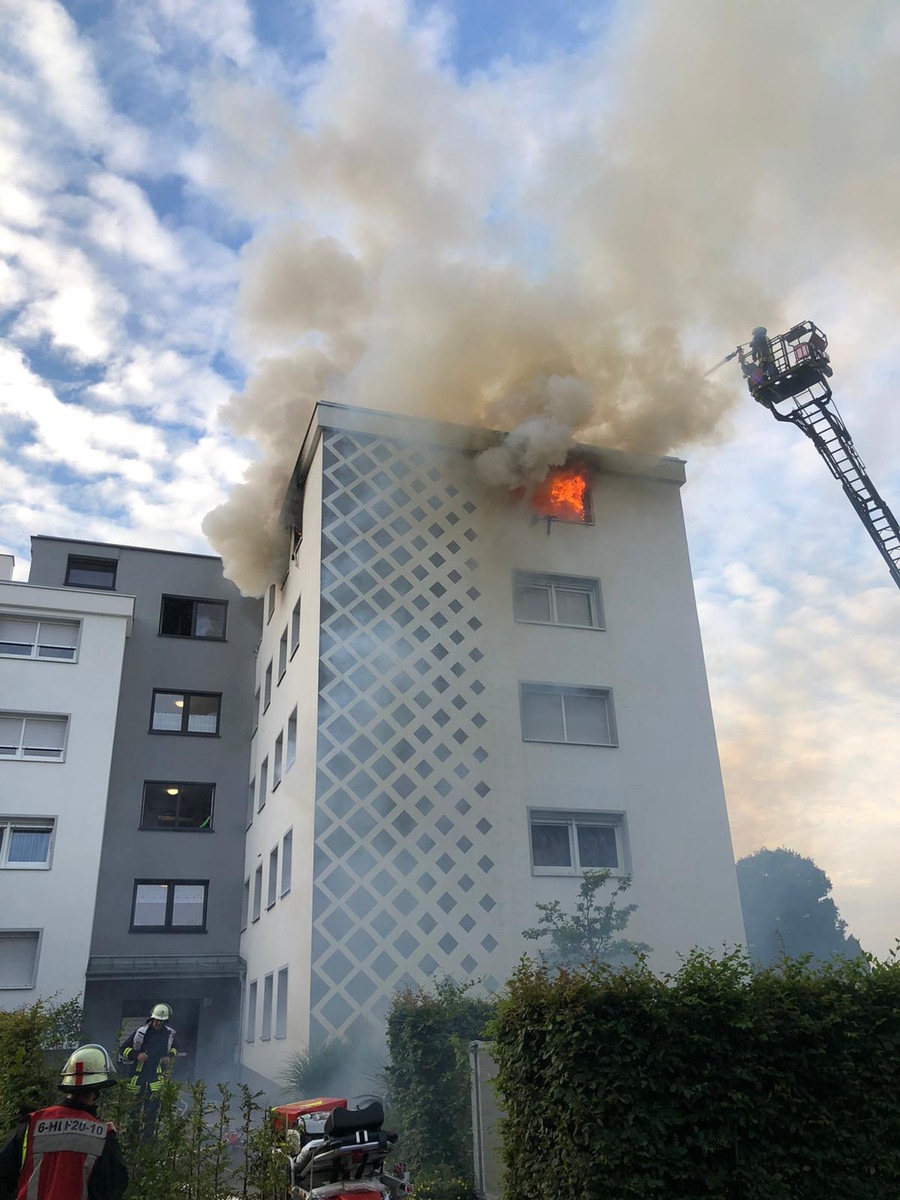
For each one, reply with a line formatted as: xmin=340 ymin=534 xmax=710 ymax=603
xmin=28 ymin=537 xmax=261 ymax=1078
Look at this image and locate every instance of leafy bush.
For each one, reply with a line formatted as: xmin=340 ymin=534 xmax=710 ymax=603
xmin=0 ymin=997 xmax=83 ymax=1132
xmin=387 ymin=977 xmax=495 ymax=1185
xmin=411 ymin=1163 xmax=476 ymax=1200
xmin=523 ymin=868 xmax=650 ymax=967
xmin=493 ymin=948 xmax=900 ymax=1199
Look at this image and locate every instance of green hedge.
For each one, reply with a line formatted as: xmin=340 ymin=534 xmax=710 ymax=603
xmin=387 ymin=977 xmax=494 ymax=1187
xmin=492 ymin=949 xmax=900 ymax=1199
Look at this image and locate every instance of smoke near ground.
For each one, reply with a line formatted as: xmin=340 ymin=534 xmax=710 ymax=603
xmin=199 ymin=0 xmax=900 ymax=596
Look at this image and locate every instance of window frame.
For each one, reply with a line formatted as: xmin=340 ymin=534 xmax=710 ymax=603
xmin=0 ymin=818 xmax=56 ymax=870
xmin=278 ymin=628 xmax=288 ymax=681
xmin=273 ymin=734 xmax=283 ymax=791
xmin=130 ymin=879 xmax=209 ymax=933
xmin=519 ymin=682 xmax=617 ymax=747
xmin=64 ymin=555 xmax=117 ymax=590
xmin=263 ymin=662 xmax=272 ymax=712
xmin=290 ymin=598 xmax=301 ymax=659
xmin=158 ymin=595 xmax=228 ymax=642
xmin=0 ymin=713 xmax=69 ymax=762
xmin=0 ymin=616 xmax=81 ymax=662
xmin=252 ymin=866 xmax=263 ymax=923
xmin=528 ymin=809 xmax=628 ymax=877
xmin=512 ymin=571 xmax=604 ymax=631
xmin=246 ymin=979 xmax=257 ymax=1043
xmin=139 ymin=781 xmax=215 ymax=833
xmin=275 ymin=966 xmax=289 ymax=1039
xmin=286 ymin=708 xmax=297 ymax=773
xmin=266 ymin=584 xmax=275 ymax=624
xmin=258 ymin=758 xmax=268 ymax=812
xmin=281 ymin=829 xmax=293 ymax=897
xmin=0 ymin=930 xmax=42 ymax=990
xmin=241 ymin=878 xmax=250 ymax=932
xmin=149 ymin=690 xmax=221 ymax=737
xmin=261 ymin=972 xmax=274 ymax=1041
xmin=267 ymin=845 xmax=279 ymax=910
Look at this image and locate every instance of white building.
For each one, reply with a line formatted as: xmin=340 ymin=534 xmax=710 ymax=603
xmin=0 ymin=570 xmax=133 ymax=1008
xmin=240 ymin=402 xmax=745 ymax=1086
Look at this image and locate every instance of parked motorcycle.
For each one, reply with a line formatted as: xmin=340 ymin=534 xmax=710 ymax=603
xmin=272 ymin=1096 xmax=411 ymax=1199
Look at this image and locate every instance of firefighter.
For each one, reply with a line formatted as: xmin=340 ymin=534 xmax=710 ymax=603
xmin=0 ymin=1044 xmax=128 ymax=1200
xmin=119 ymin=1003 xmax=178 ymax=1098
xmin=750 ymin=326 xmax=775 ymax=377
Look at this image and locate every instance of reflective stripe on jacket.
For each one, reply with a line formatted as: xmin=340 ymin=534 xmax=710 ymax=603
xmin=17 ymin=1105 xmax=110 ymax=1200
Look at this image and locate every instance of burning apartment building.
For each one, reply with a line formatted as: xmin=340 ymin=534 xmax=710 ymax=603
xmin=239 ymin=400 xmax=744 ymax=1087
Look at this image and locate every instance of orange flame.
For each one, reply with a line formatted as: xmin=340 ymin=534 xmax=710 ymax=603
xmin=531 ymin=466 xmax=591 ymax=522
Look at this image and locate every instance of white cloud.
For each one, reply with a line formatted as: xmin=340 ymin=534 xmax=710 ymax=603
xmin=1 ymin=0 xmax=148 ymax=172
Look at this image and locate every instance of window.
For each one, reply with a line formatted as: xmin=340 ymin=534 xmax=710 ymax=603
xmin=0 ymin=931 xmax=40 ymax=989
xmin=140 ymin=782 xmax=214 ymax=831
xmin=150 ymin=691 xmax=220 ymax=736
xmin=0 ymin=617 xmax=80 ymax=661
xmin=278 ymin=629 xmax=287 ymax=680
xmin=159 ymin=596 xmax=227 ymax=640
xmin=281 ymin=829 xmax=293 ymax=897
xmin=247 ymin=779 xmax=255 ymax=827
xmin=266 ymin=584 xmax=275 ymax=623
xmin=273 ymin=734 xmax=283 ymax=790
xmin=241 ymin=878 xmax=250 ymax=931
xmin=275 ymin=967 xmax=288 ymax=1039
xmin=131 ymin=881 xmax=208 ymax=931
xmin=246 ymin=980 xmax=257 ymax=1042
xmin=261 ymin=973 xmax=274 ymax=1040
xmin=252 ymin=866 xmax=262 ymax=922
xmin=65 ymin=555 xmax=117 ymax=589
xmin=519 ymin=683 xmax=617 ymax=746
xmin=529 ymin=811 xmax=625 ymax=876
xmin=258 ymin=758 xmax=268 ymax=811
xmin=263 ymin=662 xmax=272 ymax=712
xmin=0 ymin=714 xmax=68 ymax=761
xmin=286 ymin=709 xmax=297 ymax=772
xmin=513 ymin=571 xmax=603 ymax=629
xmin=290 ymin=599 xmax=301 ymax=658
xmin=0 ymin=819 xmax=55 ymax=869
xmin=267 ymin=846 xmax=278 ymax=909
xmin=252 ymin=689 xmax=260 ymax=736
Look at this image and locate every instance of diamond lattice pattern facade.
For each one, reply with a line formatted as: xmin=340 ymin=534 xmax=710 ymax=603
xmin=241 ymin=404 xmax=745 ymax=1084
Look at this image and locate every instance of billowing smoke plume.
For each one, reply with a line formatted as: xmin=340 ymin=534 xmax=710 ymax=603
xmin=200 ymin=0 xmax=900 ymax=595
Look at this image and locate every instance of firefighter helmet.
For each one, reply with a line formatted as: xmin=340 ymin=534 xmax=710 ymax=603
xmin=60 ymin=1045 xmax=117 ymax=1091
xmin=150 ymin=1003 xmax=172 ymax=1021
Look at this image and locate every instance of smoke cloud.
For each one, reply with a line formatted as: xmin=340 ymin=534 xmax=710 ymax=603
xmin=200 ymin=0 xmax=900 ymax=595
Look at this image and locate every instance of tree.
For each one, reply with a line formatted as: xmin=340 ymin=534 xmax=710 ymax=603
xmin=522 ymin=869 xmax=650 ymax=968
xmin=736 ymin=846 xmax=865 ymax=967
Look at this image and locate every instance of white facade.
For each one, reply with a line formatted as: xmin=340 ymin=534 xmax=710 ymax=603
xmin=241 ymin=403 xmax=745 ymax=1083
xmin=0 ymin=580 xmax=133 ymax=1008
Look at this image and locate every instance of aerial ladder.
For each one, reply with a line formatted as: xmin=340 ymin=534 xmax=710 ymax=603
xmin=708 ymin=321 xmax=900 ymax=591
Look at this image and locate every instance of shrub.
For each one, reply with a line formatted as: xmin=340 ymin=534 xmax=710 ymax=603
xmin=387 ymin=977 xmax=495 ymax=1184
xmin=492 ymin=948 xmax=900 ymax=1199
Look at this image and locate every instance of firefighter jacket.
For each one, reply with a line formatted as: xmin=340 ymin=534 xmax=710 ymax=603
xmin=0 ymin=1099 xmax=128 ymax=1200
xmin=120 ymin=1023 xmax=178 ymax=1094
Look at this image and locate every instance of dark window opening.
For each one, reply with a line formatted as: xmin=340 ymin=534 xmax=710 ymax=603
xmin=150 ymin=690 xmax=221 ymax=736
xmin=65 ymin=555 xmax=117 ymax=589
xmin=140 ymin=782 xmax=214 ymax=831
xmin=131 ymin=879 xmax=209 ymax=931
xmin=159 ymin=596 xmax=227 ymax=640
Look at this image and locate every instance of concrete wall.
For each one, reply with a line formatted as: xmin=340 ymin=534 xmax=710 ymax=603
xmin=28 ymin=539 xmax=261 ymax=1071
xmin=240 ymin=450 xmax=324 ymax=1087
xmin=240 ymin=403 xmax=745 ymax=1087
xmin=0 ymin=581 xmax=132 ymax=1008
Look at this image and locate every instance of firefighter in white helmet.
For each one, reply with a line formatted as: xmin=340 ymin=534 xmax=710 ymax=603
xmin=119 ymin=1003 xmax=178 ymax=1099
xmin=0 ymin=1045 xmax=128 ymax=1200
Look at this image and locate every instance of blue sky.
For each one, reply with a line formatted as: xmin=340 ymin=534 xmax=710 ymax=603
xmin=2 ymin=0 xmax=899 ymax=954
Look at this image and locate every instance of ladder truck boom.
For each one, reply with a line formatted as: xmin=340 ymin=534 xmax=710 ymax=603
xmin=734 ymin=321 xmax=900 ymax=591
